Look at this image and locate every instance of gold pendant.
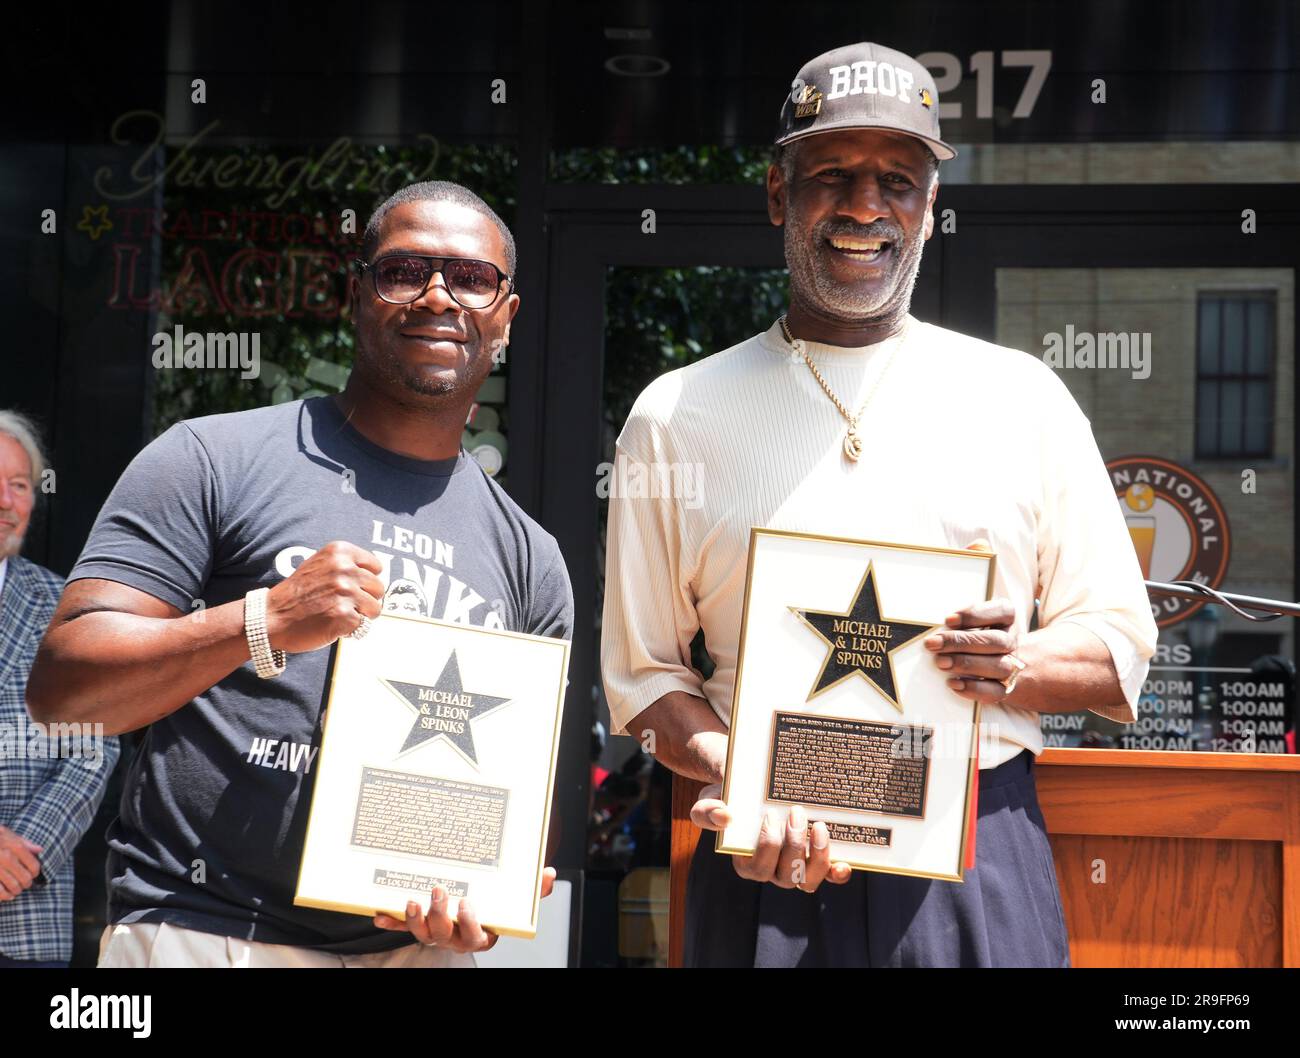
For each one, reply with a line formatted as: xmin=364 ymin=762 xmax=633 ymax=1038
xmin=843 ymin=429 xmax=862 ymax=462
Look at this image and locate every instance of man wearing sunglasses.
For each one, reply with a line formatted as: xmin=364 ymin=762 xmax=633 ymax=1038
xmin=28 ymin=181 xmax=573 ymax=967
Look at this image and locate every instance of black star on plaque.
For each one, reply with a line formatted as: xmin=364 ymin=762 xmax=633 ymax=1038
xmin=381 ymin=649 xmax=510 ymax=766
xmin=791 ymin=562 xmax=938 ymax=712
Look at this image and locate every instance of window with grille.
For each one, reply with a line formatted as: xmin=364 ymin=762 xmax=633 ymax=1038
xmin=1195 ymin=292 xmax=1276 ymax=459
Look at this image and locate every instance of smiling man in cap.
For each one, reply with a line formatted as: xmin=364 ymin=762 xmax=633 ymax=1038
xmin=601 ymin=42 xmax=1157 ymax=967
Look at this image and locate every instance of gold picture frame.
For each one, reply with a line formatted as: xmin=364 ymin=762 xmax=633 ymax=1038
xmin=294 ymin=612 xmax=570 ymax=939
xmin=717 ymin=527 xmax=995 ymax=882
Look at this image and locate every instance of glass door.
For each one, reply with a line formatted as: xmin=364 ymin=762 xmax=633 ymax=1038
xmin=536 ymin=188 xmax=802 ymax=965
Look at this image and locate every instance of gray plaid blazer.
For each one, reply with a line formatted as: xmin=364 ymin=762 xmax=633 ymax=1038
xmin=0 ymin=556 xmax=120 ymax=961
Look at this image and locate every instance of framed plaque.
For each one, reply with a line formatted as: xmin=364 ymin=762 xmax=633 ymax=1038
xmin=295 ymin=612 xmax=570 ymax=938
xmin=718 ymin=528 xmax=995 ymax=882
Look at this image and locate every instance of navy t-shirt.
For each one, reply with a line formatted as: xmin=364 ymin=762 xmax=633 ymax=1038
xmin=70 ymin=397 xmax=573 ymax=953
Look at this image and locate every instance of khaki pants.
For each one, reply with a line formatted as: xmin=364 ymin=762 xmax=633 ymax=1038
xmin=98 ymin=922 xmax=475 ymax=968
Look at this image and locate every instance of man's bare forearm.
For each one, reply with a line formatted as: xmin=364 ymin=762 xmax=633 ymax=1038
xmin=1006 ymin=622 xmax=1128 ymax=715
xmin=625 ymin=690 xmax=730 ymax=784
xmin=27 ymin=600 xmax=251 ymax=735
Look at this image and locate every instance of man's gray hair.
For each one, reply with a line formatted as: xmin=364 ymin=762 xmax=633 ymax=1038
xmin=774 ymin=139 xmax=802 ymax=184
xmin=0 ymin=409 xmax=47 ymax=482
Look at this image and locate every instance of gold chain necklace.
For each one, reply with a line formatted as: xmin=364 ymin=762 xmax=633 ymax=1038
xmin=778 ymin=314 xmax=904 ymax=462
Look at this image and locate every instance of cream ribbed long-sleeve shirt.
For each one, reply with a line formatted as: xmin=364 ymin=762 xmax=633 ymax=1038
xmin=600 ymin=316 xmax=1158 ymax=768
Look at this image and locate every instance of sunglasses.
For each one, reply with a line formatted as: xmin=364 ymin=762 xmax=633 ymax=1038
xmin=354 ymin=254 xmax=513 ymax=309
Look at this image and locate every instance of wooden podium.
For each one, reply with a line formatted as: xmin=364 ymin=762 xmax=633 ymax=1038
xmin=669 ymin=748 xmax=1300 ymax=967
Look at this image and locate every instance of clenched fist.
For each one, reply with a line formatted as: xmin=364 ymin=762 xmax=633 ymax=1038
xmin=265 ymin=541 xmax=385 ymax=653
xmin=0 ymin=825 xmax=42 ymax=901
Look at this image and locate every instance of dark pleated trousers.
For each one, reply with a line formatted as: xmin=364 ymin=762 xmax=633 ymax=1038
xmin=684 ymin=750 xmax=1071 ymax=967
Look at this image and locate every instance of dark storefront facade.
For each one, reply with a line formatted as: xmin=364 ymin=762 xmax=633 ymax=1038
xmin=5 ymin=0 xmax=1298 ymax=965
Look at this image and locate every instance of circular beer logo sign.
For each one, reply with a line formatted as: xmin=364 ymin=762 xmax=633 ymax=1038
xmin=1106 ymin=455 xmax=1231 ymax=628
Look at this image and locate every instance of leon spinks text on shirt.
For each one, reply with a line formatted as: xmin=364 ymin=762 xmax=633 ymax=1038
xmin=51 ymin=990 xmax=150 ymax=1039
xmin=254 ymin=520 xmax=507 ymax=776
xmin=0 ymin=718 xmax=106 ymax=770
xmin=152 ymin=324 xmax=260 ymax=380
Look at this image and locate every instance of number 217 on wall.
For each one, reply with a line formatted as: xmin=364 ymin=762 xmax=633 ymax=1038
xmin=919 ymin=51 xmax=1053 ymax=120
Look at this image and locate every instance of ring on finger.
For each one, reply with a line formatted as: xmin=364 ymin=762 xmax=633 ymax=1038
xmin=1000 ymin=653 xmax=1027 ymax=695
xmin=350 ymin=615 xmax=373 ymax=640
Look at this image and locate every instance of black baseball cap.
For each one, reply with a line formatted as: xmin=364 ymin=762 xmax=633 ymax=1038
xmin=776 ymin=42 xmax=957 ymax=161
